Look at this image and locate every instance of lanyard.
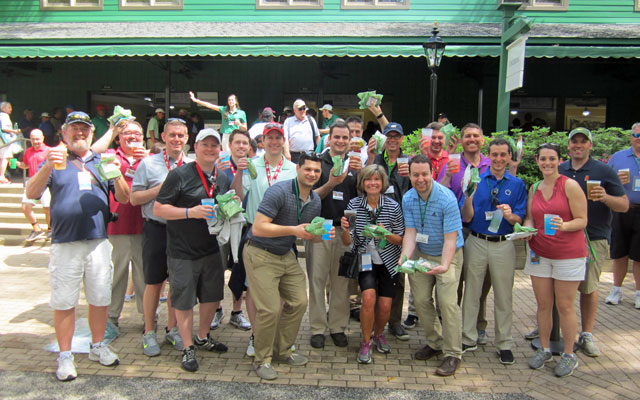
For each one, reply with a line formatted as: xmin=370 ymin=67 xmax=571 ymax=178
xmin=432 ymin=156 xmax=445 ymax=180
xmin=383 ymin=151 xmax=396 ymax=178
xmin=418 ymin=190 xmax=432 ymax=228
xmin=195 ymin=163 xmax=217 ymax=198
xmin=265 ymin=156 xmax=284 ymax=186
xmin=229 ymin=158 xmax=237 ymax=176
xmin=294 ymin=178 xmax=302 ymax=224
xmin=633 ymin=153 xmax=640 ymax=171
xmin=164 ymin=150 xmax=183 ymax=171
xmin=486 ymin=176 xmax=505 ymax=209
xmin=365 ymin=198 xmax=383 ymax=226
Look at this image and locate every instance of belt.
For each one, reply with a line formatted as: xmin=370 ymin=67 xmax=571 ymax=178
xmin=471 ymin=231 xmax=507 ymax=242
xmin=144 ymin=218 xmax=166 ymax=226
xmin=630 ymin=203 xmax=640 ymax=209
xmin=246 ymin=240 xmax=287 ymax=256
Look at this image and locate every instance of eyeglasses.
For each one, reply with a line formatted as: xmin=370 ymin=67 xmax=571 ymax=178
xmin=121 ymin=130 xmax=143 ymax=137
xmin=386 ymin=134 xmax=402 ymax=140
xmin=167 ymin=118 xmax=186 ymax=124
xmin=632 ymin=133 xmax=640 ymax=139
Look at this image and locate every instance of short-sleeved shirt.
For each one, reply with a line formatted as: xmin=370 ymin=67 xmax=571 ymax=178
xmin=246 ymin=179 xmax=321 ymax=255
xmin=0 ymin=112 xmax=12 ymax=133
xmin=23 ymin=144 xmax=50 ymax=177
xmin=429 ymin=151 xmax=450 ymax=183
xmin=155 ymin=162 xmax=230 ymax=260
xmin=242 ymin=154 xmax=297 ymax=224
xmin=46 ymin=151 xmax=115 ymax=244
xmin=402 ymin=182 xmax=464 ymax=256
xmin=283 ymin=115 xmax=319 ymax=152
xmin=313 ymin=150 xmax=358 ymax=225
xmin=132 ymin=151 xmax=193 ymax=223
xmin=371 ymin=151 xmax=411 ymax=205
xmin=608 ymin=148 xmax=640 ymax=204
xmin=321 ymin=113 xmax=340 ymax=130
xmin=146 ymin=117 xmax=160 ymax=140
xmin=559 ymin=157 xmax=626 ymax=241
xmin=91 ymin=115 xmax=110 ymax=140
xmin=106 ymin=147 xmax=144 ymax=236
xmin=218 ymin=106 xmax=247 ymax=135
xmin=248 ymin=121 xmax=267 ymax=139
xmin=462 ymin=170 xmax=527 ymax=236
xmin=448 ymin=153 xmax=491 ymax=202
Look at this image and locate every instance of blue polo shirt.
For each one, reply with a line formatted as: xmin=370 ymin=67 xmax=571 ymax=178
xmin=45 ymin=151 xmax=114 ymax=244
xmin=608 ymin=148 xmax=640 ymax=204
xmin=461 ymin=170 xmax=527 ymax=236
xmin=402 ymin=182 xmax=464 ymax=256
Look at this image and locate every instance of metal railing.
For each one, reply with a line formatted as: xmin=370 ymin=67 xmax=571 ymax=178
xmin=0 ymin=136 xmax=31 ymax=184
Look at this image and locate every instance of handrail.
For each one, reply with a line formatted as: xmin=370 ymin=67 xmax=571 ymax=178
xmin=0 ymin=136 xmax=32 ymax=184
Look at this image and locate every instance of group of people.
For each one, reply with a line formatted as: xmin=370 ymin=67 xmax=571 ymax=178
xmin=16 ymin=93 xmax=640 ymax=383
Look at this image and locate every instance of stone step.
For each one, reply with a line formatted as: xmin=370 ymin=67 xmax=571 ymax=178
xmin=0 ymin=192 xmax=23 ymax=204
xmin=0 ymin=211 xmax=47 ymax=224
xmin=0 ymin=234 xmax=50 ymax=247
xmin=0 ymin=203 xmax=47 ymax=214
xmin=0 ymin=222 xmax=39 ymax=236
xmin=0 ymin=182 xmax=25 ymax=195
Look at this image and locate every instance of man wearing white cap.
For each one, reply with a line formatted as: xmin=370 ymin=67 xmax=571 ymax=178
xmin=146 ymin=108 xmax=165 ymax=147
xmin=283 ymin=99 xmax=320 ymax=163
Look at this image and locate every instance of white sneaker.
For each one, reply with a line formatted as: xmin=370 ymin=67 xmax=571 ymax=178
xmin=246 ymin=334 xmax=255 ymax=357
xmin=89 ymin=342 xmax=120 ymax=366
xmin=230 ymin=311 xmax=251 ymax=331
xmin=210 ymin=309 xmax=225 ymax=330
xmin=605 ymin=287 xmax=622 ymax=305
xmin=635 ymin=292 xmax=640 ymax=310
xmin=56 ymin=353 xmax=77 ymax=381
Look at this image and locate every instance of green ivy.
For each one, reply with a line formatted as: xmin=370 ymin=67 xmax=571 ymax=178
xmin=400 ymin=126 xmax=631 ymax=188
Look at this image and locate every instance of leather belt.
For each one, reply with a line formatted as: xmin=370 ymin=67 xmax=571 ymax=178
xmin=630 ymin=203 xmax=640 ymax=209
xmin=246 ymin=240 xmax=286 ymax=256
xmin=471 ymin=231 xmax=507 ymax=242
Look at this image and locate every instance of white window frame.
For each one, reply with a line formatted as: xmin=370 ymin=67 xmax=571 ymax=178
xmin=518 ymin=0 xmax=569 ymax=11
xmin=41 ymin=0 xmax=103 ymax=10
xmin=256 ymin=0 xmax=324 ymax=10
xmin=341 ymin=0 xmax=409 ymax=9
xmin=119 ymin=0 xmax=183 ymax=10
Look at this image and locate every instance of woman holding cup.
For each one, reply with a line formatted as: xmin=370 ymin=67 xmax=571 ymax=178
xmin=340 ymin=165 xmax=404 ymax=364
xmin=522 ymin=143 xmax=587 ymax=377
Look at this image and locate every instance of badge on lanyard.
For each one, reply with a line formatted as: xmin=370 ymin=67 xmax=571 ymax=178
xmin=361 ymin=253 xmax=373 ymax=272
xmin=332 ymin=191 xmax=344 ymax=201
xmin=634 ymin=177 xmax=640 ymax=192
xmin=385 ymin=186 xmax=395 ymax=194
xmin=78 ymin=171 xmax=92 ymax=191
xmin=416 ymin=233 xmax=429 ymax=244
xmin=485 ymin=211 xmax=495 ymax=221
xmin=125 ymin=168 xmax=136 ymax=179
xmin=529 ymin=249 xmax=540 ymax=265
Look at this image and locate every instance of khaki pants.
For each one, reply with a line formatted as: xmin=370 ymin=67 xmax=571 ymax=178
xmin=306 ymin=228 xmax=351 ymax=335
xmin=579 ymin=239 xmax=608 ymax=294
xmin=408 ymin=248 xmax=463 ymax=358
xmin=108 ymin=234 xmax=145 ymax=324
xmin=244 ymin=244 xmax=308 ymax=365
xmin=462 ymin=235 xmax=515 ymax=350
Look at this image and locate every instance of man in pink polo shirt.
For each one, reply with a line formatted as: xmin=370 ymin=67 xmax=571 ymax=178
xmin=18 ymin=129 xmax=51 ymax=242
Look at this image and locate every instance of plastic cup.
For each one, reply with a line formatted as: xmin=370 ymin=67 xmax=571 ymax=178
xmin=421 ymin=128 xmax=433 ymax=148
xmin=201 ymin=198 xmax=216 ymax=220
xmin=586 ymin=180 xmax=601 ymax=200
xmin=54 ymin=148 xmax=67 ymax=170
xmin=322 ymin=221 xmax=333 ymax=240
xmin=449 ymin=154 xmax=461 ymax=173
xmin=9 ymin=158 xmax=16 ymax=169
xmin=619 ymin=168 xmax=630 ymax=182
xmin=487 ymin=209 xmax=504 ymax=233
xmin=544 ymin=214 xmax=559 ymax=236
xmin=219 ymin=151 xmax=230 ymax=163
xmin=344 ymin=210 xmax=357 ymax=231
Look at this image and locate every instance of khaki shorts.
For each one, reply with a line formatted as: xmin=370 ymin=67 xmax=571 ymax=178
xmin=578 ymin=239 xmax=609 ymax=294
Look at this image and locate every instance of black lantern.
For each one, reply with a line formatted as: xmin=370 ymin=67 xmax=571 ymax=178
xmin=423 ymin=22 xmax=446 ymax=122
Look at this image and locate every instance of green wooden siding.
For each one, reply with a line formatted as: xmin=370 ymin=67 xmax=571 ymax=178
xmin=2 ymin=0 xmax=639 ymax=24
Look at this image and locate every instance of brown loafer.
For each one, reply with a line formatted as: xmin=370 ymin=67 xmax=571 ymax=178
xmin=414 ymin=345 xmax=442 ymax=360
xmin=435 ymin=356 xmax=460 ymax=376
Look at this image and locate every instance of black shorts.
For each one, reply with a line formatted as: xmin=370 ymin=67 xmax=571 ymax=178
xmin=610 ymin=207 xmax=640 ymax=262
xmin=142 ymin=220 xmax=169 ymax=285
xmin=358 ymin=263 xmax=397 ymax=298
xmin=167 ymin=252 xmax=224 ymax=311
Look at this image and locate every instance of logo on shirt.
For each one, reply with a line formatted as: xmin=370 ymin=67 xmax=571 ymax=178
xmin=505 ymin=189 xmax=512 ymax=196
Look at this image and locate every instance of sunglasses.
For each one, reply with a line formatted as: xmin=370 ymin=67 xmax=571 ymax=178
xmin=167 ymin=118 xmax=186 ymax=124
xmin=65 ymin=113 xmax=92 ymax=124
xmin=297 ymin=107 xmax=306 ymax=111
xmin=491 ymin=187 xmax=500 ymax=207
xmin=299 ymin=150 xmax=321 ymax=164
xmin=632 ymin=133 xmax=640 ymax=139
xmin=537 ymin=142 xmax=560 ymax=151
xmin=264 ymin=123 xmax=283 ymax=130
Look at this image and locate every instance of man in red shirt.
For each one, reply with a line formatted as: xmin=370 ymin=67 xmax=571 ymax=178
xmin=419 ymin=122 xmax=450 ymax=183
xmin=18 ymin=129 xmax=51 ymax=242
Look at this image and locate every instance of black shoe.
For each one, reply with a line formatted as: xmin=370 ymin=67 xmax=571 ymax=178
xmin=402 ymin=315 xmax=418 ymax=329
xmin=498 ymin=349 xmax=515 ymax=365
xmin=310 ymin=334 xmax=325 ymax=349
xmin=462 ymin=343 xmax=477 ymax=354
xmin=388 ymin=323 xmax=410 ymax=341
xmin=414 ymin=345 xmax=442 ymax=360
xmin=194 ymin=334 xmax=228 ymax=352
xmin=181 ymin=346 xmax=198 ymax=372
xmin=330 ymin=332 xmax=348 ymax=347
xmin=350 ymin=308 xmax=360 ymax=322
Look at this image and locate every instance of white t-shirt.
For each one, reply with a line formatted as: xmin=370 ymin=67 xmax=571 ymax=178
xmin=249 ymin=122 xmax=267 ymax=139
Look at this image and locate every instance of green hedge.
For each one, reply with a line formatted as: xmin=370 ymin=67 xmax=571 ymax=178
xmin=400 ymin=126 xmax=631 ymax=187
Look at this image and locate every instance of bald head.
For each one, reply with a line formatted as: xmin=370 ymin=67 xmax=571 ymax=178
xmin=30 ymin=129 xmax=44 ymax=148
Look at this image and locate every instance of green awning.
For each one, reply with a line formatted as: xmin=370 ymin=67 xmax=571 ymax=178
xmin=0 ymin=44 xmax=638 ymax=59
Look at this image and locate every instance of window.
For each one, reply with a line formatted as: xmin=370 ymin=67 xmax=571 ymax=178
xmin=256 ymin=0 xmax=323 ymax=10
xmin=41 ymin=0 xmax=103 ymax=10
xmin=635 ymin=0 xmax=640 ymax=12
xmin=120 ymin=0 xmax=183 ymax=9
xmin=342 ymin=0 xmax=409 ymax=9
xmin=499 ymin=0 xmax=568 ymax=11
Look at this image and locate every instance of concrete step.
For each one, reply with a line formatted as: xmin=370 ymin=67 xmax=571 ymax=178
xmin=0 ymin=203 xmax=47 ymax=213
xmin=0 ymin=234 xmax=50 ymax=247
xmin=0 ymin=222 xmax=40 ymax=236
xmin=0 ymin=211 xmax=47 ymax=224
xmin=0 ymin=182 xmax=25 ymax=195
xmin=0 ymin=193 xmax=23 ymax=204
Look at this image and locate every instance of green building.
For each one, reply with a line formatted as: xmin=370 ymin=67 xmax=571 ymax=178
xmin=1 ymin=0 xmax=639 ymax=133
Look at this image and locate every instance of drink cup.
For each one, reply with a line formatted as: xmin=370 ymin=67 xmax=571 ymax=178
xmin=54 ymin=147 xmax=67 ymax=170
xmin=201 ymin=198 xmax=216 ymax=220
xmin=421 ymin=128 xmax=433 ymax=149
xmin=544 ymin=214 xmax=559 ymax=236
xmin=397 ymin=157 xmax=409 ymax=176
xmin=619 ymin=168 xmax=630 ymax=182
xmin=449 ymin=153 xmax=461 ymax=174
xmin=344 ymin=210 xmax=357 ymax=231
xmin=487 ymin=209 xmax=503 ymax=233
xmin=219 ymin=151 xmax=230 ymax=163
xmin=348 ymin=151 xmax=361 ymax=168
xmin=586 ymin=180 xmax=601 ymax=200
xmin=322 ymin=221 xmax=333 ymax=241
xmin=9 ymin=158 xmax=17 ymax=169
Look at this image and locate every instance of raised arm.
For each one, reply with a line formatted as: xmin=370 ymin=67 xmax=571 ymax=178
xmin=189 ymin=91 xmax=221 ymax=112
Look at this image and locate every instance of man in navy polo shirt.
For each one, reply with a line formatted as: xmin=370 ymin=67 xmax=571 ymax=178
xmin=459 ymin=138 xmax=527 ymax=365
xmin=26 ymin=111 xmax=130 ymax=382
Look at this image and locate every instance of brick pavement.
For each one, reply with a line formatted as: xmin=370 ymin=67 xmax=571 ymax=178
xmin=1 ymin=244 xmax=639 ymax=399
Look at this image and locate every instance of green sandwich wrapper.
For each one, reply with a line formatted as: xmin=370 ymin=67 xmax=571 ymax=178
xmin=306 ymin=216 xmax=329 ymax=235
xmin=462 ymin=165 xmax=481 ymax=197
xmin=394 ymin=255 xmax=436 ymax=275
xmin=440 ymin=123 xmax=456 ymax=147
xmin=371 ymin=131 xmax=387 ymax=154
xmin=331 ymin=155 xmax=344 ymax=176
xmin=513 ymin=223 xmax=537 ymax=233
xmin=215 ymin=190 xmax=244 ymax=220
xmin=96 ymin=153 xmax=122 ymax=182
xmin=357 ymin=90 xmax=383 ymax=109
xmin=363 ymin=224 xmax=392 ymax=249
xmin=108 ymin=105 xmax=135 ymax=127
xmin=246 ymin=157 xmax=258 ymax=179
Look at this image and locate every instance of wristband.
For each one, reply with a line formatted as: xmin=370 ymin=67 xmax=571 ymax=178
xmin=376 ymin=112 xmax=384 ymax=119
xmin=186 ymin=208 xmax=189 ymax=219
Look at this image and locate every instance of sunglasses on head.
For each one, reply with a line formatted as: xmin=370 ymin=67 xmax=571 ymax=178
xmin=264 ymin=123 xmax=282 ymax=130
xmin=167 ymin=118 xmax=186 ymax=124
xmin=298 ymin=150 xmax=321 ymax=165
xmin=537 ymin=142 xmax=560 ymax=151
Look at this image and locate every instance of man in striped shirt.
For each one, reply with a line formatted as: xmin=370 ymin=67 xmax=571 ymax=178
xmin=400 ymin=154 xmax=465 ymax=377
